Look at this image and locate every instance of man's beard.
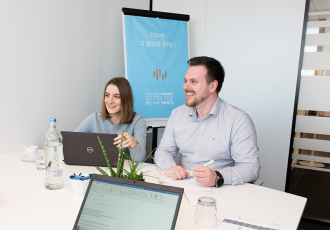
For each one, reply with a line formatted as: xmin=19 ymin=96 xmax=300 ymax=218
xmin=185 ymin=90 xmax=208 ymax=107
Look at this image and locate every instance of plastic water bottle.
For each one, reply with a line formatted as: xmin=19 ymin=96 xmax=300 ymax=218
xmin=44 ymin=118 xmax=64 ymax=190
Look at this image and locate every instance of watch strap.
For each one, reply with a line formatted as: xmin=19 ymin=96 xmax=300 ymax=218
xmin=215 ymin=171 xmax=224 ymax=188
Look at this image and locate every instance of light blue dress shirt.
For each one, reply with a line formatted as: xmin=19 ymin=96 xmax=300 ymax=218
xmin=154 ymin=97 xmax=261 ymax=185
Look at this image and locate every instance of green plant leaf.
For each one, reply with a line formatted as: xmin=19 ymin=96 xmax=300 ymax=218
xmin=142 ymin=148 xmax=156 ymax=163
xmin=96 ymin=130 xmax=156 ymax=182
xmin=116 ymin=129 xmax=126 ymax=178
xmin=97 ymin=136 xmax=116 ymax=177
xmin=95 ymin=166 xmax=109 ymax=176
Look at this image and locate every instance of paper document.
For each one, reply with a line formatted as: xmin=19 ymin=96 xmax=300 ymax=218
xmin=218 ymin=219 xmax=279 ymax=230
xmin=174 ymin=177 xmax=211 ymax=190
xmin=184 ymin=190 xmax=225 ymax=206
xmin=186 ymin=170 xmax=194 ymax=177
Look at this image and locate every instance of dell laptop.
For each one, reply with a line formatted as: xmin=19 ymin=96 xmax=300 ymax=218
xmin=72 ymin=174 xmax=184 ymax=230
xmin=62 ymin=131 xmax=124 ymax=167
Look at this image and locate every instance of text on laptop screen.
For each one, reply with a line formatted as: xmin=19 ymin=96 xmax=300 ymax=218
xmin=76 ymin=179 xmax=180 ymax=230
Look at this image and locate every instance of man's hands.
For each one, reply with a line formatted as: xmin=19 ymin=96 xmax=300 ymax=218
xmin=193 ymin=166 xmax=218 ymax=187
xmin=168 ymin=165 xmax=219 ymax=187
xmin=168 ymin=166 xmax=190 ymax=180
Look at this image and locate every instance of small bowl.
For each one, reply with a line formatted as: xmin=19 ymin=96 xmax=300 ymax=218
xmin=69 ymin=174 xmax=91 ymax=196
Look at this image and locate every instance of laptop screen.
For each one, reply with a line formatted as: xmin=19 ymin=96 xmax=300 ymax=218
xmin=74 ymin=178 xmax=181 ymax=230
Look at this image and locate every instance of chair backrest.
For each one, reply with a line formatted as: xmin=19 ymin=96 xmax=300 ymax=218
xmin=145 ymin=131 xmax=153 ymax=163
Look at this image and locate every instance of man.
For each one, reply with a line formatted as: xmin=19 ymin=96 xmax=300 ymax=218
xmin=154 ymin=56 xmax=260 ymax=187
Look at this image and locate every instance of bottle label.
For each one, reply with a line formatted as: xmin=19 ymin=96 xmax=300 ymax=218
xmin=50 ymin=169 xmax=62 ymax=178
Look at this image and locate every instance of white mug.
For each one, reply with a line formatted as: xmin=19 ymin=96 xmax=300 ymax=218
xmin=24 ymin=146 xmax=38 ymax=160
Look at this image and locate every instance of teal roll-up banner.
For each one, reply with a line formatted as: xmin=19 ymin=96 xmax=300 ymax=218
xmin=123 ymin=14 xmax=189 ymax=119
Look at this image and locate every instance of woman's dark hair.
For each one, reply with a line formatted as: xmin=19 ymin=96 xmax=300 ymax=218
xmin=101 ymin=77 xmax=135 ymax=124
xmin=188 ymin=56 xmax=225 ymax=94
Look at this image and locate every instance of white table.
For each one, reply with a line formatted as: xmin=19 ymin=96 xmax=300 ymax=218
xmin=1 ymin=151 xmax=306 ymax=230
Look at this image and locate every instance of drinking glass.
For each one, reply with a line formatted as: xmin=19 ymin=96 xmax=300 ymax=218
xmin=158 ymin=168 xmax=175 ymax=186
xmin=34 ymin=150 xmax=45 ymax=170
xmin=194 ymin=196 xmax=217 ymax=228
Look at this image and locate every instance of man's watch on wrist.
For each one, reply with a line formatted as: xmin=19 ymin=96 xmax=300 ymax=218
xmin=215 ymin=171 xmax=224 ymax=188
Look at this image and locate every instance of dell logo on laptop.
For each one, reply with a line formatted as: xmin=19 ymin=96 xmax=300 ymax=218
xmin=87 ymin=147 xmax=93 ymax=153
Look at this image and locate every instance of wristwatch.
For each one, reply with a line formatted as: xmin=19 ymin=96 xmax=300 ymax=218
xmin=215 ymin=171 xmax=224 ymax=188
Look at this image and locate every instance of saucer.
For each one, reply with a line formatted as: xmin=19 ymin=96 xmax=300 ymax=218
xmin=20 ymin=155 xmax=34 ymax=162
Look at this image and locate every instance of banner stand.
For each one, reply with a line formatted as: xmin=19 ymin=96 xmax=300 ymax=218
xmin=122 ymin=8 xmax=190 ymax=154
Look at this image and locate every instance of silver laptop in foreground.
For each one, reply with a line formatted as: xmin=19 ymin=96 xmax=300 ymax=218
xmin=72 ymin=174 xmax=184 ymax=230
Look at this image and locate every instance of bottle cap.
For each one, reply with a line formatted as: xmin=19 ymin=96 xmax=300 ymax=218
xmin=49 ymin=118 xmax=57 ymax=123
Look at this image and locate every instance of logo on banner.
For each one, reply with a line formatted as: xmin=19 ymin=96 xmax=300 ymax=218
xmin=153 ymin=69 xmax=167 ymax=80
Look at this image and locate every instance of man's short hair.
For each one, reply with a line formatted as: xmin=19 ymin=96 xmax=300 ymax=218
xmin=188 ymin=56 xmax=225 ymax=94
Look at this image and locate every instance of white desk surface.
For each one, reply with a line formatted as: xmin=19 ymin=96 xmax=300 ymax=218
xmin=1 ymin=151 xmax=306 ymax=230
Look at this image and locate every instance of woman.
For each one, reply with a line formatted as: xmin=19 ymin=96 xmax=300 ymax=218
xmin=75 ymin=77 xmax=147 ymax=162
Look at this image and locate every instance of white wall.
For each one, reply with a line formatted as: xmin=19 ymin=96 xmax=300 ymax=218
xmin=154 ymin=0 xmax=306 ymax=191
xmin=0 ymin=0 xmax=149 ymax=154
xmin=0 ymin=0 xmax=12 ymax=154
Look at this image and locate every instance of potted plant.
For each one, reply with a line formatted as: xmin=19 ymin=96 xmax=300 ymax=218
xmin=95 ymin=130 xmax=154 ymax=181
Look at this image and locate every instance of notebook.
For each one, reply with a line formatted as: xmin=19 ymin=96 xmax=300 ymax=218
xmin=62 ymin=131 xmax=122 ymax=167
xmin=72 ymin=174 xmax=184 ymax=230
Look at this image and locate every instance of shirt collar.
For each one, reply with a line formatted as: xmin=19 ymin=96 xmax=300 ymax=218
xmin=189 ymin=97 xmax=221 ymax=119
xmin=189 ymin=107 xmax=198 ymax=119
xmin=209 ymin=97 xmax=221 ymax=117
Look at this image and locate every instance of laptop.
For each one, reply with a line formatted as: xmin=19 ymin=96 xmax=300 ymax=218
xmin=62 ymin=131 xmax=123 ymax=167
xmin=72 ymin=174 xmax=184 ymax=230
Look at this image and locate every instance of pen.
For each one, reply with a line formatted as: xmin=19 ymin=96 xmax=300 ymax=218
xmin=204 ymin=160 xmax=214 ymax=167
xmin=238 ymin=216 xmax=278 ymax=226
